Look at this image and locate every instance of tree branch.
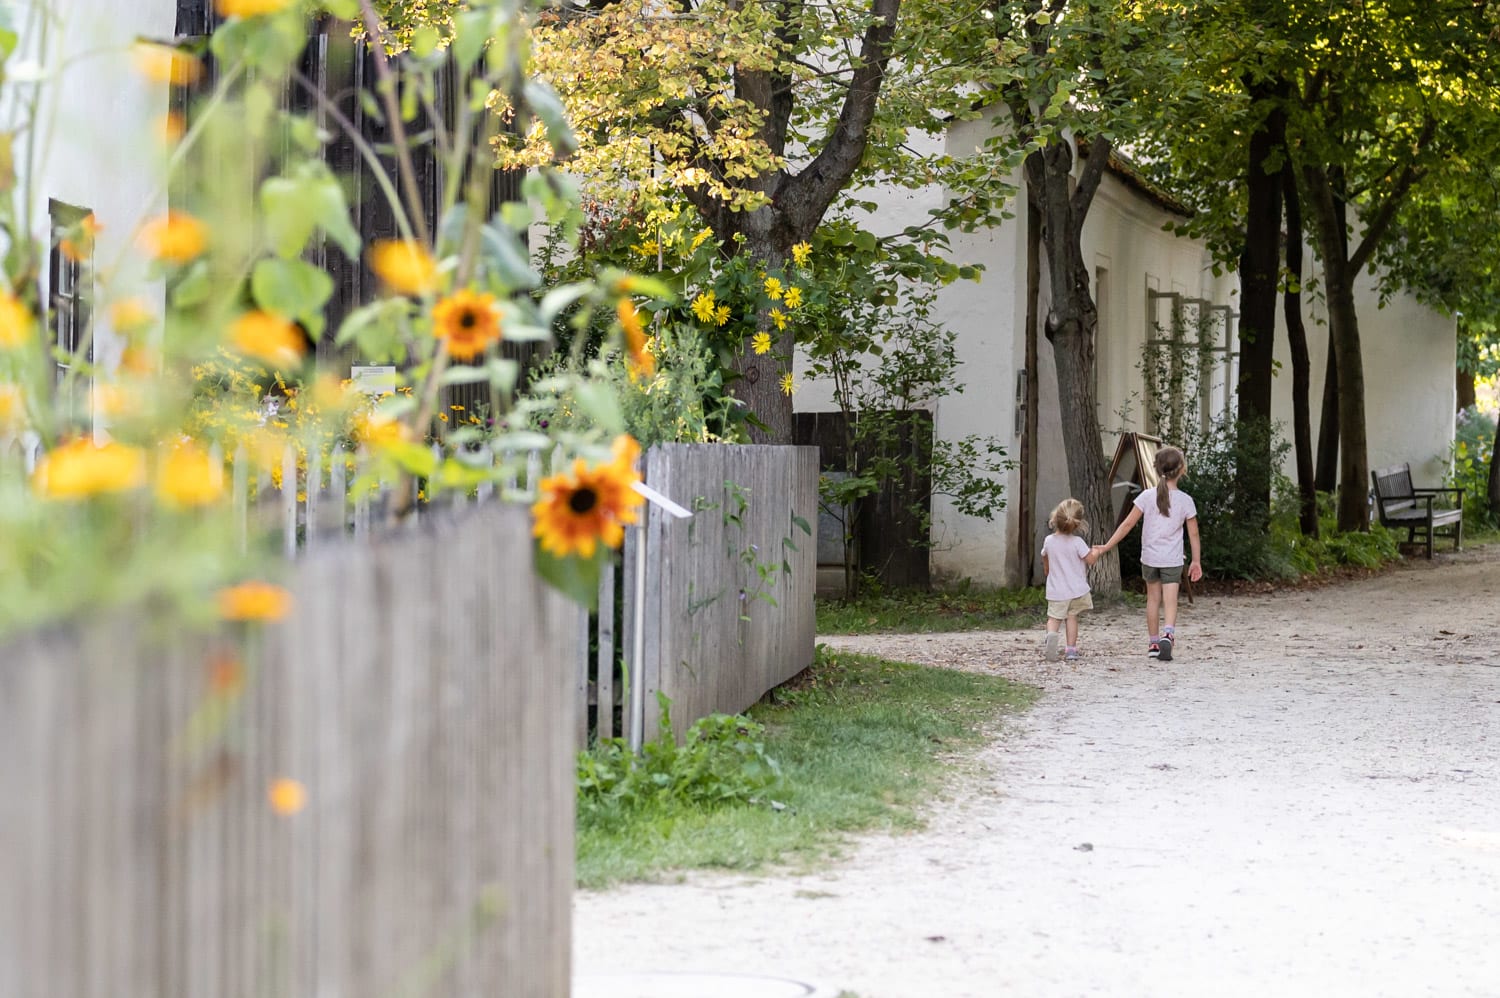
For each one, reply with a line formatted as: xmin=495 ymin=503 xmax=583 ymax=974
xmin=1349 ymin=118 xmax=1437 ymax=276
xmin=1071 ymin=133 xmax=1110 ymax=239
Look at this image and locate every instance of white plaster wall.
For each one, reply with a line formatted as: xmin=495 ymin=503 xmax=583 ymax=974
xmin=17 ymin=0 xmax=174 ymax=391
xmin=1272 ymin=254 xmax=1455 ymax=488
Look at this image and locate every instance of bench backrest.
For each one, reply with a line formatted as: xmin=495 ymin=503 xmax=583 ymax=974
xmin=1371 ymin=464 xmax=1416 ymax=514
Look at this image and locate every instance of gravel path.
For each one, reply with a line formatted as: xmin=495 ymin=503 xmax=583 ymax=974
xmin=574 ymin=547 xmax=1500 ymax=997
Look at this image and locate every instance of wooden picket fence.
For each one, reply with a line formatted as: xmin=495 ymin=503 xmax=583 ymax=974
xmin=3 ymin=433 xmax=820 ymax=746
xmin=0 ymin=503 xmax=577 ymax=998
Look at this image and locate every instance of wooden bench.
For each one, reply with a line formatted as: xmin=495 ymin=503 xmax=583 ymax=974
xmin=1370 ymin=463 xmax=1464 ymax=558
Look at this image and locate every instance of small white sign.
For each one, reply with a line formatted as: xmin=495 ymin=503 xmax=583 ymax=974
xmin=631 ymin=480 xmax=693 ymax=519
xmin=350 ymin=365 xmax=397 ymax=398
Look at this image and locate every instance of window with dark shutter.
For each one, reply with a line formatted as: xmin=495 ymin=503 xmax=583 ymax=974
xmin=48 ymin=200 xmax=95 ymax=418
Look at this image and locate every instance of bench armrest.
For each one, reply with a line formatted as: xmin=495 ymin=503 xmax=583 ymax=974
xmin=1413 ymin=487 xmax=1465 ymax=508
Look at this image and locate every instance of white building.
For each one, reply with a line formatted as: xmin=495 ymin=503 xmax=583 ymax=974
xmin=797 ymin=116 xmax=1456 ymax=588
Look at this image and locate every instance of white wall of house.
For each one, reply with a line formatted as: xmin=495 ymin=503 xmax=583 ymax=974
xmin=18 ymin=0 xmax=173 ymax=386
xmin=798 ymin=112 xmax=1457 ymax=590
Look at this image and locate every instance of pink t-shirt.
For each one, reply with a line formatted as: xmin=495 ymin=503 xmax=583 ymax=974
xmin=1134 ymin=486 xmax=1198 ymax=568
xmin=1042 ymin=532 xmax=1091 ymax=600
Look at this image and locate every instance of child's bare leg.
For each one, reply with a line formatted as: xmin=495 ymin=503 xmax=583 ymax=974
xmin=1065 ymin=613 xmax=1080 ymax=646
xmin=1161 ymin=582 xmax=1181 ymax=630
xmin=1046 ymin=616 xmax=1062 ymax=634
xmin=1145 ymin=580 xmax=1162 ymax=636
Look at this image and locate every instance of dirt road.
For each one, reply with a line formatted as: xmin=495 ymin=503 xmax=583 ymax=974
xmin=573 ymin=549 xmax=1500 ymax=997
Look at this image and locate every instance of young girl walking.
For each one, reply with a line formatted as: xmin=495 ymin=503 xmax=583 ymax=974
xmin=1040 ymin=498 xmax=1100 ymax=662
xmin=1094 ymin=445 xmax=1203 ymax=661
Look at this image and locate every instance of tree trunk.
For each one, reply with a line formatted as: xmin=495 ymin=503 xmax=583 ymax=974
xmin=1489 ymin=411 xmax=1500 ymax=518
xmin=1018 ymin=200 xmax=1042 ymax=585
xmin=1281 ymin=160 xmax=1318 ymax=537
xmin=1235 ymin=90 xmax=1286 ymax=530
xmin=734 ymin=218 xmax=795 ymax=443
xmin=1303 ymin=168 xmax=1370 ymax=532
xmin=1314 ymin=331 xmax=1339 ymax=492
xmin=1029 ymin=140 xmax=1119 ymax=597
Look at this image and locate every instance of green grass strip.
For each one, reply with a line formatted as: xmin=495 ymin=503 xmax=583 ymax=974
xmin=576 ymin=649 xmax=1036 ymax=889
xmin=815 ymin=586 xmax=1047 ymax=635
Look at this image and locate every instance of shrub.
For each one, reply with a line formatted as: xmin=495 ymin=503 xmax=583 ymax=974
xmin=1178 ymin=417 xmax=1293 ymax=579
xmin=1449 ymin=405 xmax=1497 ymax=528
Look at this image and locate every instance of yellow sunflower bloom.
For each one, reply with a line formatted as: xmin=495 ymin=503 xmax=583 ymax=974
xmin=156 ymin=442 xmax=226 ymax=508
xmin=714 ymin=304 xmax=731 ymax=326
xmin=617 ymin=298 xmax=655 ymax=379
xmin=0 ymin=294 xmax=36 ymax=350
xmin=33 ymin=438 xmax=147 ymax=500
xmin=218 ymin=0 xmax=291 ymax=16
xmin=432 ymin=289 xmax=502 ymax=360
xmin=791 ymin=242 xmax=812 ymax=267
xmin=780 ymin=372 xmax=796 ymax=396
xmin=132 ymin=44 xmax=202 ymax=87
xmin=217 ymin=580 xmax=292 ymax=622
xmin=369 ymin=239 xmax=439 ymax=296
xmin=751 ymin=331 xmax=772 ymax=355
xmin=770 ymin=308 xmax=787 ymax=331
xmin=783 ymin=286 xmax=803 ymax=309
xmin=531 ymin=440 xmax=645 ymax=559
xmin=763 ymin=276 xmax=784 ymax=301
xmin=141 ymin=210 xmax=207 ymax=264
xmin=690 ymin=291 xmax=716 ymax=324
xmin=229 ymin=311 xmax=306 ymax=370
xmin=690 ymin=227 xmax=713 ymax=252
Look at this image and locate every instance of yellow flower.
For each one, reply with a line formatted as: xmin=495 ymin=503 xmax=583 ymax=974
xmin=156 ymin=442 xmax=225 ymax=508
xmin=355 ymin=413 xmax=409 ymax=450
xmin=780 ymin=372 xmax=796 ymax=396
xmin=617 ymin=298 xmax=655 ymax=379
xmin=119 ymin=345 xmax=157 ymax=376
xmin=690 ymin=291 xmax=716 ymax=324
xmin=33 ymin=438 xmax=147 ymax=499
xmin=267 ymin=777 xmax=306 ymax=816
xmin=229 ymin=311 xmax=306 ymax=370
xmin=91 ymin=383 xmax=137 ymax=418
xmin=141 ymin=210 xmax=207 ymax=264
xmin=751 ymin=331 xmax=772 ymax=355
xmin=531 ymin=437 xmax=645 ymax=559
xmin=59 ymin=213 xmax=100 ymax=263
xmin=763 ymin=276 xmax=784 ymax=301
xmin=109 ymin=297 xmax=154 ymax=333
xmin=791 ymin=242 xmax=812 ymax=267
xmin=217 ymin=581 xmax=292 ymax=622
xmin=0 ymin=294 xmax=36 ymax=349
xmin=132 ymin=44 xmax=202 ymax=87
xmin=218 ymin=0 xmax=291 ymax=16
xmin=690 ymin=228 xmax=713 ymax=252
xmin=770 ymin=308 xmax=787 ymax=331
xmin=432 ymin=289 xmax=502 ymax=360
xmin=783 ymin=286 xmax=803 ymax=309
xmin=0 ymin=385 xmax=25 ymax=432
xmin=714 ymin=304 xmax=730 ymax=326
xmin=632 ymin=239 xmax=659 ymax=259
xmin=369 ymin=239 xmax=439 ymax=296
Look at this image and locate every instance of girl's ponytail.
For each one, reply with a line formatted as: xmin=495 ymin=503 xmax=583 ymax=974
xmin=1155 ymin=446 xmax=1185 ymax=516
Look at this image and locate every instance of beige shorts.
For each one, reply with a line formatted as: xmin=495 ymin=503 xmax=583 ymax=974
xmin=1047 ymin=594 xmax=1093 ymax=620
xmin=1141 ymin=563 xmax=1184 ymax=584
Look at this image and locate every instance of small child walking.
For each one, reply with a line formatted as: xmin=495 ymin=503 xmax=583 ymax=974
xmin=1094 ymin=445 xmax=1203 ymax=661
xmin=1040 ymin=498 xmax=1098 ymax=662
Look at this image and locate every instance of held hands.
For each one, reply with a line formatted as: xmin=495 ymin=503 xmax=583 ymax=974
xmin=1084 ymin=544 xmax=1107 ymax=566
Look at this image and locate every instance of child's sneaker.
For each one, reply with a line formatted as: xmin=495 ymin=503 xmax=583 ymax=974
xmin=1157 ymin=633 xmax=1174 ymax=661
xmin=1042 ymin=631 xmax=1061 ymax=662
xmin=1064 ymin=647 xmax=1080 ymax=662
xmin=1148 ymin=640 xmax=1160 ymax=660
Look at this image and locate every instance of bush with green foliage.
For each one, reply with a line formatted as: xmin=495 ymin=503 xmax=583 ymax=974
xmin=577 ymin=696 xmax=782 ymax=824
xmin=1449 ymin=405 xmax=1497 ymax=528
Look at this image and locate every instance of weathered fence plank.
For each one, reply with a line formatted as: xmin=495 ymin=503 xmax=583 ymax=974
xmin=0 ymin=504 xmax=576 ymax=998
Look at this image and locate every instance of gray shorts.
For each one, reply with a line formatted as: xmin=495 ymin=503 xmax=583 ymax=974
xmin=1141 ymin=563 xmax=1183 ymax=585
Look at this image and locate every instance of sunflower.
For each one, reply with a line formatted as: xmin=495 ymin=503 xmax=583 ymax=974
xmin=229 ymin=311 xmax=306 ymax=369
xmin=617 ymin=298 xmax=655 ymax=378
xmin=690 ymin=291 xmax=716 ymax=323
xmin=783 ymin=286 xmax=803 ymax=309
xmin=0 ymin=294 xmax=36 ymax=349
xmin=432 ymin=289 xmax=502 ymax=360
xmin=156 ymin=442 xmax=226 ymax=508
xmin=791 ymin=242 xmax=812 ymax=267
xmin=141 ymin=211 xmax=207 ymax=264
xmin=780 ymin=372 xmax=796 ymax=396
xmin=217 ymin=581 xmax=292 ymax=622
xmin=369 ymin=239 xmax=439 ymax=296
xmin=763 ymin=276 xmax=784 ymax=301
xmin=531 ymin=437 xmax=645 ymax=558
xmin=751 ymin=331 xmax=772 ymax=355
xmin=33 ymin=439 xmax=148 ymax=499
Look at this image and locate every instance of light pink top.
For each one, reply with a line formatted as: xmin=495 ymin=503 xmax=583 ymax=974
xmin=1042 ymin=532 xmax=1091 ymax=600
xmin=1134 ymin=486 xmax=1199 ymax=568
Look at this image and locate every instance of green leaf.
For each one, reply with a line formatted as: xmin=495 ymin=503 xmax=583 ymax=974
xmin=534 ymin=542 xmax=605 ymax=610
xmin=171 ymin=261 xmax=213 ymax=308
xmin=572 ymin=379 xmax=625 ymax=433
xmin=522 ymin=80 xmax=578 ymax=156
xmin=451 ymin=10 xmax=490 ymax=72
xmin=252 ymin=258 xmax=334 ymax=330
